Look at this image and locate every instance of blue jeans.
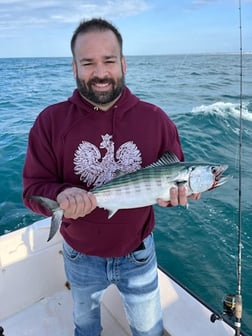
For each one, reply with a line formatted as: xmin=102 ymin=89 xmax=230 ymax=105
xmin=62 ymin=234 xmax=163 ymax=336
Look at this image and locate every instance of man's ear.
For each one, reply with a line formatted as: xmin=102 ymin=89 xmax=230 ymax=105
xmin=121 ymin=56 xmax=126 ymax=74
xmin=72 ymin=60 xmax=77 ymax=79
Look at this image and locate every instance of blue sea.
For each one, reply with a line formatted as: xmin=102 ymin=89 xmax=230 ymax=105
xmin=0 ymin=54 xmax=251 ymax=334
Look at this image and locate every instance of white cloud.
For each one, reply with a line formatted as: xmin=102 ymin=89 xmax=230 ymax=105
xmin=192 ymin=0 xmax=219 ymax=4
xmin=189 ymin=0 xmax=222 ymax=9
xmin=0 ymin=0 xmax=151 ymax=30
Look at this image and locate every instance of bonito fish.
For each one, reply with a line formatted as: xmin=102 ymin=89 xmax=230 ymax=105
xmin=30 ymin=152 xmax=229 ymax=241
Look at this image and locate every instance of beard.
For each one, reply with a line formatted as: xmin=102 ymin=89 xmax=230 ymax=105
xmin=76 ymin=73 xmax=125 ymax=105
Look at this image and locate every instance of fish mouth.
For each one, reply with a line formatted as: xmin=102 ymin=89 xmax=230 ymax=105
xmin=212 ymin=165 xmax=230 ymax=188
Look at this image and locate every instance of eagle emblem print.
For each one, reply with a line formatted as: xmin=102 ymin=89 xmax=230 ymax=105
xmin=73 ymin=134 xmax=142 ymax=187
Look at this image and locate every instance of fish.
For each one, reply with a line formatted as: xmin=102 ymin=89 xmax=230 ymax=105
xmin=29 ymin=152 xmax=229 ymax=241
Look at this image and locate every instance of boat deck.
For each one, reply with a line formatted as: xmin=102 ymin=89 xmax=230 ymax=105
xmin=0 ymin=271 xmax=237 ymax=336
xmin=0 ymin=218 xmax=244 ymax=336
xmin=1 ymin=278 xmax=173 ymax=336
xmin=1 ymin=286 xmax=130 ymax=336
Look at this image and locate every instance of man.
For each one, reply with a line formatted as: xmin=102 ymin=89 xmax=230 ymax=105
xmin=23 ymin=18 xmax=198 ymax=336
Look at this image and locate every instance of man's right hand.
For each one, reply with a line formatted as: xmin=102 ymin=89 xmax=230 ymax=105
xmin=56 ymin=187 xmax=97 ymax=219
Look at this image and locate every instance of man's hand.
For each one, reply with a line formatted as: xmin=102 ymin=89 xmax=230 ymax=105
xmin=56 ymin=187 xmax=97 ymax=219
xmin=157 ymin=185 xmax=200 ymax=207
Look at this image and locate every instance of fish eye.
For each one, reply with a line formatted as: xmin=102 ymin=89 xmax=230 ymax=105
xmin=211 ymin=166 xmax=217 ymax=174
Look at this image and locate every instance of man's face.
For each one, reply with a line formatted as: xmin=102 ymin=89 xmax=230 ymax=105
xmin=72 ymin=30 xmax=126 ymax=109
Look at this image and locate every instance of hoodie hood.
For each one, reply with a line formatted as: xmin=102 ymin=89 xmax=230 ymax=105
xmin=68 ymin=86 xmax=139 ymax=117
xmin=67 ymin=87 xmax=140 ymax=144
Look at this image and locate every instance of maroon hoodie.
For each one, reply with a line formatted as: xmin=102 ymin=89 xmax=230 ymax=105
xmin=23 ymin=87 xmax=184 ymax=257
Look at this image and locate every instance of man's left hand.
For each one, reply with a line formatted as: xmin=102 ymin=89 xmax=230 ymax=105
xmin=157 ymin=185 xmax=200 ymax=207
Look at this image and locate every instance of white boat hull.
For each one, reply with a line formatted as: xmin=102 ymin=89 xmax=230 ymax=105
xmin=0 ymin=218 xmax=243 ymax=335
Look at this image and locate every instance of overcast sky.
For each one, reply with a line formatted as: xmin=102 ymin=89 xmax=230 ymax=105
xmin=0 ymin=0 xmax=251 ymax=58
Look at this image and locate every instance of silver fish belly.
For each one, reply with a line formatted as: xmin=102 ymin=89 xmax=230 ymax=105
xmin=92 ymin=162 xmax=228 ymax=218
xmin=93 ymin=165 xmax=188 ymax=217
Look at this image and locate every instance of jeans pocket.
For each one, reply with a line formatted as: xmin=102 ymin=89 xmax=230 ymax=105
xmin=63 ymin=241 xmax=81 ymax=261
xmin=130 ymin=234 xmax=155 ymax=265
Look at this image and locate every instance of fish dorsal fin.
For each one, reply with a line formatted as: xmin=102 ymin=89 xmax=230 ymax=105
xmin=147 ymin=152 xmax=180 ymax=168
xmin=114 ymin=169 xmax=127 ymax=178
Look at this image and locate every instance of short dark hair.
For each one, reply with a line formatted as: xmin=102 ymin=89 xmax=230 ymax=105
xmin=71 ymin=18 xmax=123 ymax=57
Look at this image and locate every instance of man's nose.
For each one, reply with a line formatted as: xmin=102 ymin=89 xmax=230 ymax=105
xmin=93 ymin=63 xmax=108 ymax=77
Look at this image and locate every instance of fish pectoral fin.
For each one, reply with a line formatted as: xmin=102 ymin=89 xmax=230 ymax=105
xmin=107 ymin=209 xmax=118 ymax=219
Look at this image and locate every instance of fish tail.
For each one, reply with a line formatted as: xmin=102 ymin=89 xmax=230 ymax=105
xmin=29 ymin=196 xmax=63 ymax=241
xmin=47 ymin=208 xmax=63 ymax=241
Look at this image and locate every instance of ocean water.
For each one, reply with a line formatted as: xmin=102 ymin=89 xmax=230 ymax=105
xmin=0 ymin=54 xmax=251 ymax=334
